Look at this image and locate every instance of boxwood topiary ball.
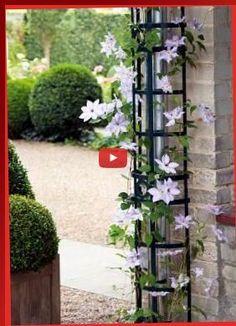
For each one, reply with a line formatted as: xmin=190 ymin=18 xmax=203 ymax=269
xmin=8 ymin=78 xmax=34 ymax=139
xmin=8 ymin=141 xmax=35 ymax=199
xmin=10 ymin=195 xmax=59 ymax=272
xmin=29 ymin=64 xmax=102 ymax=141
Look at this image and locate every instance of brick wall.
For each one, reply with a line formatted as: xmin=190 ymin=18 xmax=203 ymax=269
xmin=184 ymin=6 xmax=235 ymax=321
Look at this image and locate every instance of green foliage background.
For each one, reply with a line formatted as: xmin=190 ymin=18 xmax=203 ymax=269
xmin=24 ymin=9 xmax=128 ymax=73
xmin=8 ymin=78 xmax=35 ymax=139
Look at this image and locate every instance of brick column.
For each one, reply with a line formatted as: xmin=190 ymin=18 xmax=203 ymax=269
xmin=185 ymin=6 xmax=234 ymax=321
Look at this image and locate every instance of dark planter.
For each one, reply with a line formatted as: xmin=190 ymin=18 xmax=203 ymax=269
xmin=11 ymin=254 xmax=60 ymax=325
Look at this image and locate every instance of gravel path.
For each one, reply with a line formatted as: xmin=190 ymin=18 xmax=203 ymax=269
xmin=13 ymin=140 xmax=132 ymax=323
xmin=13 ymin=140 xmax=129 ymax=245
xmin=61 ymin=286 xmax=131 ymax=324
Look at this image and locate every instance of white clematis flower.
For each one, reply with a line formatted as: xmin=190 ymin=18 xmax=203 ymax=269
xmin=163 ymin=107 xmax=184 ymax=127
xmin=155 ymin=154 xmax=179 ymax=174
xmin=79 ymin=100 xmax=104 ymax=122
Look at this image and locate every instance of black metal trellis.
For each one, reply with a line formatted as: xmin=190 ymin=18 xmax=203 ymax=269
xmin=131 ymin=7 xmax=191 ymax=322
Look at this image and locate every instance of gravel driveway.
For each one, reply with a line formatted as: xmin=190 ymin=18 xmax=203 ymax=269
xmin=13 ymin=140 xmax=131 ymax=324
xmin=13 ymin=140 xmax=129 ymax=245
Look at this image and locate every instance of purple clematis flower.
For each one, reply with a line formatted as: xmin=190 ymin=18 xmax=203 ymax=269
xmin=163 ymin=106 xmax=184 ymax=127
xmin=148 ymin=177 xmax=180 ymax=205
xmin=165 ymin=35 xmax=186 ymax=49
xmin=126 ymin=248 xmax=145 ymax=269
xmin=206 ymin=204 xmax=224 ymax=216
xmin=191 ymin=267 xmax=204 ymax=278
xmin=155 ymin=154 xmax=179 ymax=174
xmin=170 ymin=274 xmax=190 ymax=289
xmin=171 ymin=16 xmax=186 ymax=25
xmin=101 ymin=32 xmax=117 ymax=57
xmin=115 ymin=63 xmax=137 ymax=103
xmin=105 ymin=112 xmax=129 ymax=136
xmin=174 ymin=214 xmax=193 ymax=230
xmin=159 ymin=48 xmax=179 ymax=63
xmin=113 ymin=207 xmax=143 ymax=227
xmin=158 ymin=76 xmax=173 ymax=93
xmin=187 ymin=18 xmax=203 ymax=32
xmin=197 ymin=103 xmax=215 ymax=124
xmin=120 ymin=142 xmax=138 ymax=152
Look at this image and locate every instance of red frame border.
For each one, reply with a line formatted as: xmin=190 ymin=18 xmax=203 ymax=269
xmin=1 ymin=2 xmax=236 ymax=326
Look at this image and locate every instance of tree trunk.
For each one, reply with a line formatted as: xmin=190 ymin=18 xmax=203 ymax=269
xmin=43 ymin=40 xmax=51 ymax=67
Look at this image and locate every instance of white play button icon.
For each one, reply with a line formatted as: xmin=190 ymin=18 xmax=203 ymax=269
xmin=109 ymin=154 xmax=117 ymax=162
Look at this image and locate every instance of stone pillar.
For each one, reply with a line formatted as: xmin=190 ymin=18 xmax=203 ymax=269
xmin=185 ymin=6 xmax=234 ymax=321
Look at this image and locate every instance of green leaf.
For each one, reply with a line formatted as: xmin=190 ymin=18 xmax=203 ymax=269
xmin=108 ymin=224 xmax=125 ymax=245
xmin=196 ymin=40 xmax=206 ymax=51
xmin=139 ymin=164 xmax=151 ymax=173
xmin=178 ymin=135 xmax=190 ymax=148
xmin=185 ymin=30 xmax=194 ymax=44
xmin=153 ymin=230 xmax=164 ymax=242
xmin=143 ymin=200 xmax=155 ymax=209
xmin=145 ymin=30 xmax=160 ymax=51
xmin=198 ymin=34 xmax=205 ymax=41
xmin=120 ymin=202 xmax=131 ymax=210
xmin=144 ymin=233 xmax=153 ymax=246
xmin=118 ymin=192 xmax=129 ymax=199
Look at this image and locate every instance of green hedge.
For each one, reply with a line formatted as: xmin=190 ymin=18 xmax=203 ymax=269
xmin=8 ymin=141 xmax=35 ymax=199
xmin=29 ymin=64 xmax=102 ymax=140
xmin=10 ymin=195 xmax=59 ymax=272
xmin=24 ymin=9 xmax=127 ymax=73
xmin=8 ymin=78 xmax=34 ymax=139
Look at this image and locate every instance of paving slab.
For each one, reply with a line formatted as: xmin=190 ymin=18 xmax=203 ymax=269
xmin=59 ymin=239 xmax=133 ymax=301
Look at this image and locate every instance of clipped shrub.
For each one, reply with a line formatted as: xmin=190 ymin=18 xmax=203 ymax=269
xmin=8 ymin=78 xmax=34 ymax=139
xmin=8 ymin=141 xmax=35 ymax=199
xmin=10 ymin=195 xmax=59 ymax=272
xmin=29 ymin=64 xmax=102 ymax=140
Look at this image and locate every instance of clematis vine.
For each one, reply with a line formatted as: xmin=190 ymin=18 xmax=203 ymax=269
xmin=206 ymin=204 xmax=224 ymax=216
xmin=79 ymin=100 xmax=104 ymax=122
xmin=170 ymin=274 xmax=190 ymax=289
xmin=148 ymin=177 xmax=180 ymax=205
xmin=120 ymin=142 xmax=138 ymax=152
xmin=101 ymin=32 xmax=126 ymax=60
xmin=155 ymin=154 xmax=179 ymax=174
xmin=174 ymin=214 xmax=194 ymax=230
xmin=159 ymin=48 xmax=179 ymax=63
xmin=163 ymin=107 xmax=185 ymax=127
xmin=79 ymin=12 xmax=218 ymax=322
xmin=171 ymin=16 xmax=186 ymax=24
xmin=158 ymin=75 xmax=173 ymax=93
xmin=115 ymin=63 xmax=137 ymax=103
xmin=197 ymin=103 xmax=215 ymax=124
xmin=105 ymin=112 xmax=129 ymax=136
xmin=191 ymin=267 xmax=204 ymax=278
xmin=113 ymin=207 xmax=143 ymax=226
xmin=126 ymin=248 xmax=145 ymax=269
xmin=187 ymin=18 xmax=203 ymax=32
xmin=165 ymin=35 xmax=186 ymax=49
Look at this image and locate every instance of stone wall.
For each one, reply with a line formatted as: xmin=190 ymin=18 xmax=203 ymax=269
xmin=185 ymin=6 xmax=235 ymax=321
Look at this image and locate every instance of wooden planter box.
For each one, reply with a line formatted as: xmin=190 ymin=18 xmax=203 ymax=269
xmin=11 ymin=254 xmax=60 ymax=325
